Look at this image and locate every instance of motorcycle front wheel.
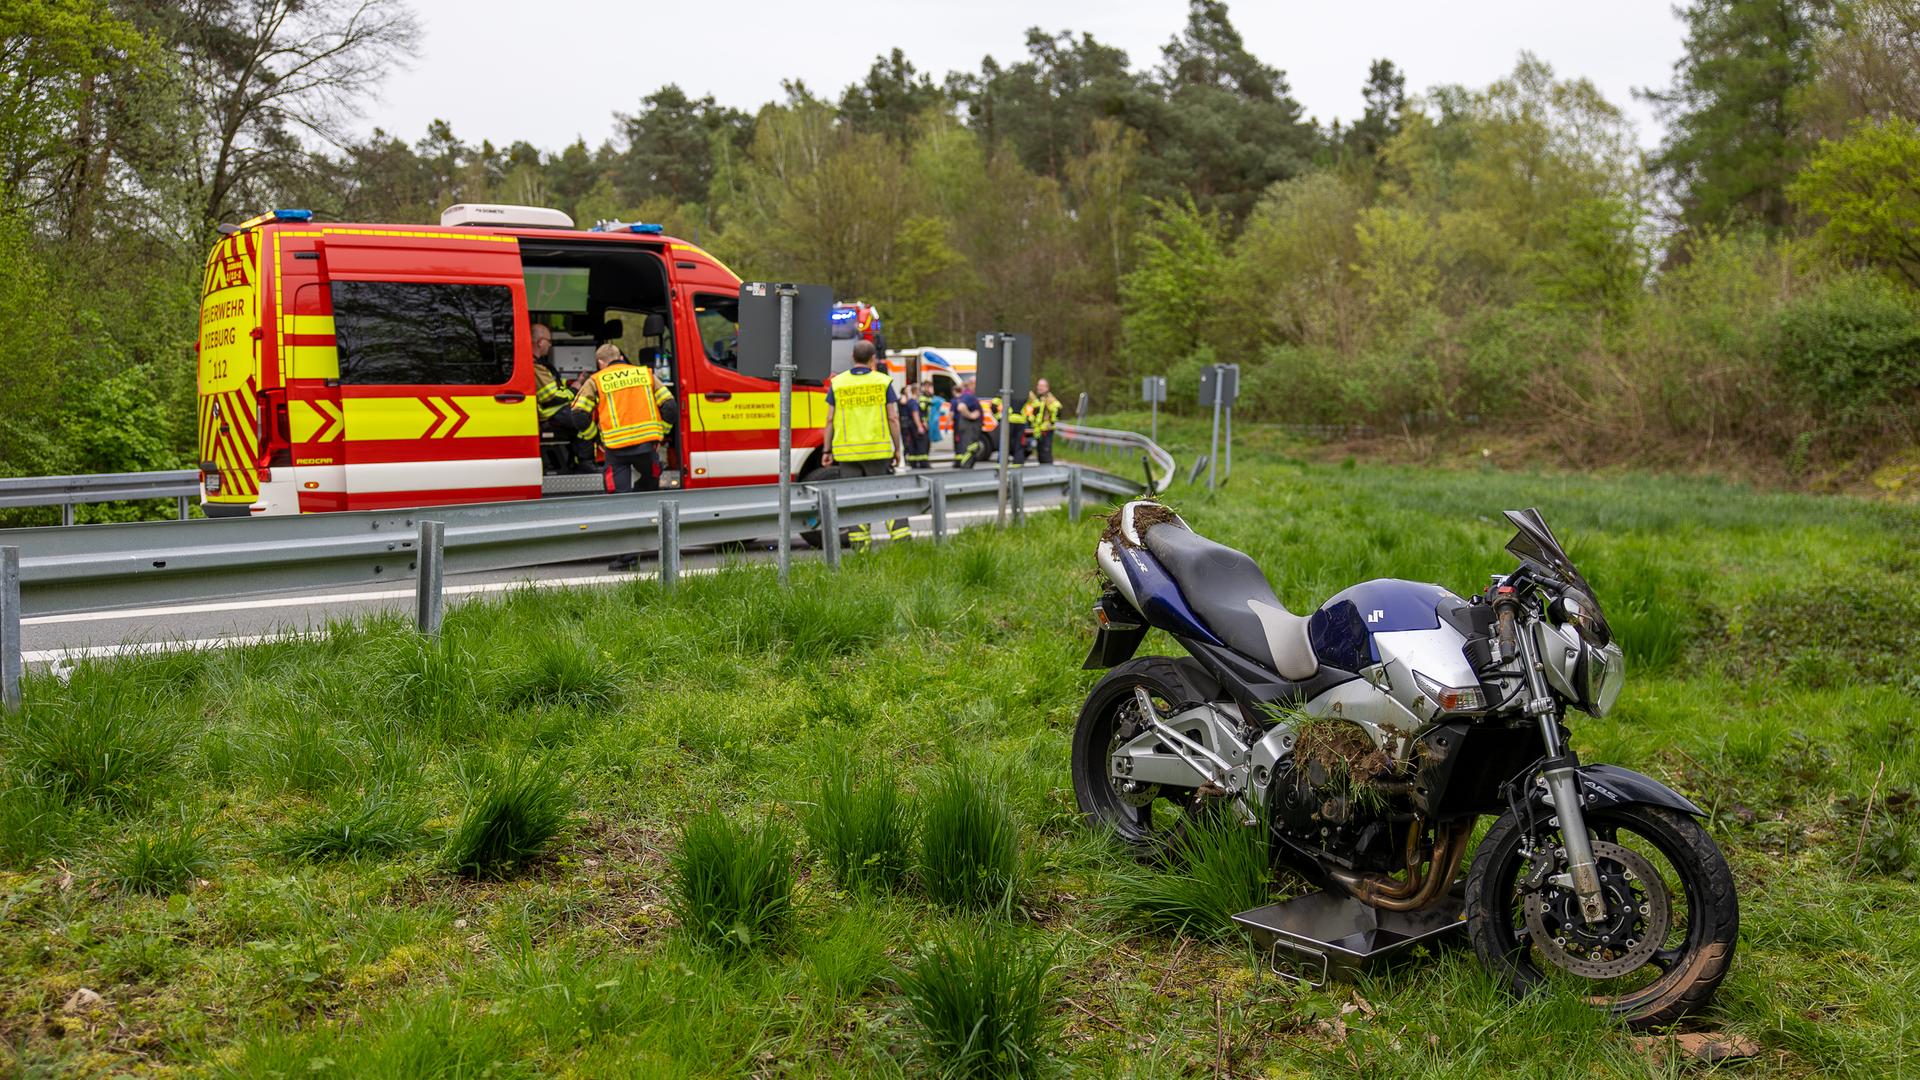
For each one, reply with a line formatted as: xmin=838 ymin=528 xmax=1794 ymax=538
xmin=1465 ymin=802 xmax=1738 ymax=1029
xmin=1071 ymin=656 xmax=1216 ymax=856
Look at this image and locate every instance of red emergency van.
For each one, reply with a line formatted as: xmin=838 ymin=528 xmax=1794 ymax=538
xmin=195 ymin=204 xmax=830 ymax=516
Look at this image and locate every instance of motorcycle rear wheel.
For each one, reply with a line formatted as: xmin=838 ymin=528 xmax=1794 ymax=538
xmin=1465 ymin=802 xmax=1738 ymax=1029
xmin=1071 ymin=656 xmax=1217 ymax=857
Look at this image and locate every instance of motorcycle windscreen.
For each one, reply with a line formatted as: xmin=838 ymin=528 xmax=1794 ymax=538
xmin=1502 ymin=508 xmax=1610 ymax=633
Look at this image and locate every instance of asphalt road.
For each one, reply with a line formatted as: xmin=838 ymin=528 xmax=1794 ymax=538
xmin=18 ymin=503 xmax=1050 ymax=669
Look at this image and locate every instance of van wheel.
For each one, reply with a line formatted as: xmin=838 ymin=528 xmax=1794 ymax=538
xmin=799 ymin=464 xmax=842 ymax=549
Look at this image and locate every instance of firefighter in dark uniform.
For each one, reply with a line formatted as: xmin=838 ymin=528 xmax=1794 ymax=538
xmin=901 ymin=370 xmax=932 ymax=470
xmin=533 ymin=323 xmax=593 ymax=473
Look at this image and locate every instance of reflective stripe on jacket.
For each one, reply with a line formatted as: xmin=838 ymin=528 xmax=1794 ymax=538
xmin=829 ymin=368 xmax=895 ymax=461
xmin=1023 ymin=392 xmax=1061 ymax=432
xmin=572 ymin=363 xmax=670 ymax=449
xmin=535 ymin=364 xmax=574 ymax=422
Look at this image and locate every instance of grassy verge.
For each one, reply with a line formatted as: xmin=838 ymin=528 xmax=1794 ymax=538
xmin=1 ymin=436 xmax=1916 ymax=1077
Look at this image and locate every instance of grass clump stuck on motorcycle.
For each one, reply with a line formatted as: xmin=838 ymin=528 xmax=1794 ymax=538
xmin=1073 ymin=500 xmax=1737 ymax=1028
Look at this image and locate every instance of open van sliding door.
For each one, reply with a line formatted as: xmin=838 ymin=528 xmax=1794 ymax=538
xmin=319 ymin=230 xmax=540 ymax=510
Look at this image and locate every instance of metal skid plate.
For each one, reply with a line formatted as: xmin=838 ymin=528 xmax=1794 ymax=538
xmin=1231 ymin=882 xmax=1468 ymax=988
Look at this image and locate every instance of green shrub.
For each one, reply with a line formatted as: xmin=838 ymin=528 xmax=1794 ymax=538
xmin=1106 ymin=811 xmax=1272 ymax=937
xmin=443 ymin=759 xmax=572 ymax=879
xmin=0 ymin=779 xmax=79 ymax=869
xmin=272 ymin=788 xmax=426 ymax=862
xmin=919 ymin=766 xmax=1019 ymax=911
xmin=105 ymin=813 xmax=213 ymax=896
xmin=805 ymin=749 xmax=914 ymax=891
xmin=669 ymin=811 xmax=795 ymax=956
xmin=1775 ymin=273 xmax=1920 ymax=445
xmin=897 ymin=923 xmax=1056 ymax=1079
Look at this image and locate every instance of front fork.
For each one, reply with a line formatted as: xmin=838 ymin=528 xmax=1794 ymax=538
xmin=1504 ymin=602 xmax=1609 ymax=924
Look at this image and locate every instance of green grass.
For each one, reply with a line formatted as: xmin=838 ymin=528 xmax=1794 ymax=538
xmin=803 ymin=747 xmax=914 ymax=892
xmin=443 ymin=757 xmax=572 ymax=879
xmin=918 ymin=765 xmax=1021 ymax=912
xmin=669 ymin=810 xmax=796 ymax=957
xmin=896 ymin=923 xmax=1057 ymax=1078
xmin=0 ymin=419 xmax=1916 ymax=1075
xmin=1107 ymin=809 xmax=1275 ymax=937
xmin=104 ymin=811 xmax=214 ymax=896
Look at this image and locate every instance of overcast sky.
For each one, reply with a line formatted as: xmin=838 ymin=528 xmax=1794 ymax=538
xmin=365 ymin=0 xmax=1689 ymax=153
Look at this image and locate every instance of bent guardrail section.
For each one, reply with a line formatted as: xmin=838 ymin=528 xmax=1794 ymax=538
xmin=1055 ymin=424 xmax=1176 ymax=494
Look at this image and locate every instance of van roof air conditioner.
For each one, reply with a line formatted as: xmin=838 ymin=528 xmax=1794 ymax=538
xmin=440 ymin=203 xmax=575 ymax=229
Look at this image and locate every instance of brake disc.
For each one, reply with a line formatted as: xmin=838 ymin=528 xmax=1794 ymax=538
xmin=1523 ymin=840 xmax=1673 ymax=979
xmin=1108 ymin=695 xmax=1161 ymax=808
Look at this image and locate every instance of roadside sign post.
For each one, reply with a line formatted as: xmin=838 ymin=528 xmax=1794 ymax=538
xmin=1198 ymin=365 xmax=1237 ymax=490
xmin=1222 ymin=364 xmax=1239 ymax=485
xmin=776 ymin=287 xmax=795 ymax=582
xmin=1200 ymin=366 xmax=1222 ymax=490
xmin=976 ymin=331 xmax=1032 ymax=528
xmin=1 ymin=546 xmax=19 ymax=713
xmin=739 ymin=281 xmax=830 ymax=584
xmin=1142 ymin=375 xmax=1166 ymax=443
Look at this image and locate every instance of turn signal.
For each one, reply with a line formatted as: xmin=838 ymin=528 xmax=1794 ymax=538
xmin=1414 ymin=670 xmax=1487 ymax=713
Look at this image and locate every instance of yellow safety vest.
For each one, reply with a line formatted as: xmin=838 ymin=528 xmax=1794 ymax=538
xmin=1023 ymin=392 xmax=1061 ymax=432
xmin=829 ymin=367 xmax=896 ymax=461
xmin=582 ymin=363 xmax=669 ymax=449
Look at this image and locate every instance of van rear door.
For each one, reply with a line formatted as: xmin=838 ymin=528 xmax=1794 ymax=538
xmin=319 ymin=230 xmax=540 ymax=509
xmin=197 ymin=230 xmax=265 ymax=514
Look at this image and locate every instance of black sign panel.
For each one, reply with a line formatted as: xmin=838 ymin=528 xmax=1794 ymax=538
xmin=974 ymin=331 xmax=1032 ymax=401
xmin=737 ymin=282 xmax=833 ymax=381
xmin=1198 ymin=364 xmax=1239 ymax=406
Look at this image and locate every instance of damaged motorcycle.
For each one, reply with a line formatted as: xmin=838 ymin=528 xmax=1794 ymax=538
xmin=1073 ymin=502 xmax=1736 ymax=1026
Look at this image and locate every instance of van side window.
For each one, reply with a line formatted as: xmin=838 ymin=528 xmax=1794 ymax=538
xmin=332 ymin=281 xmax=515 ymax=386
xmin=692 ymin=294 xmax=740 ymax=371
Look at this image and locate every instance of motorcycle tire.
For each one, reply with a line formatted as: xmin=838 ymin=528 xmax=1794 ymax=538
xmin=1465 ymin=802 xmax=1738 ymax=1029
xmin=1071 ymin=655 xmax=1218 ymax=856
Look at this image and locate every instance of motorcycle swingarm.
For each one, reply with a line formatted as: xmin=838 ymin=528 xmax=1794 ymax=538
xmin=1530 ymin=763 xmax=1706 ymax=819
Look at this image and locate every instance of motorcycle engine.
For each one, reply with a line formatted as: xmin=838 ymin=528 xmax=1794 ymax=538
xmin=1268 ymin=724 xmax=1414 ymax=873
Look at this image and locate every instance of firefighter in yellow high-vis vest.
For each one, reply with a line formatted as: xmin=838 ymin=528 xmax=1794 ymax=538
xmin=1022 ymin=378 xmax=1062 ymax=464
xmin=567 ymin=343 xmax=676 ymax=496
xmin=824 ymin=340 xmax=910 ymax=549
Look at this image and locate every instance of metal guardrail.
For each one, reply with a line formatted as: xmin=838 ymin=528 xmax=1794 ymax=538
xmin=0 ymin=470 xmax=200 ymax=524
xmin=0 ymin=463 xmax=1146 ymax=703
xmin=1056 ymin=423 xmax=1176 ymax=494
xmin=0 ymin=464 xmax=1140 ymax=620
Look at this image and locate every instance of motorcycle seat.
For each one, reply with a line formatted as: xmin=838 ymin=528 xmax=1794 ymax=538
xmin=1142 ymin=524 xmax=1319 ymax=680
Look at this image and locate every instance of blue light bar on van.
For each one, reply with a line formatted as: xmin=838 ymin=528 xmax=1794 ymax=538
xmin=588 ymin=221 xmax=665 ymax=234
xmin=273 ymin=209 xmax=313 ymax=221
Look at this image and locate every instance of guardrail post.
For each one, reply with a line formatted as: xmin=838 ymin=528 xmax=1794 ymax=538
xmin=3 ymin=547 xmax=22 ymax=712
xmin=1067 ymin=466 xmax=1083 ymax=524
xmin=1011 ymin=470 xmax=1026 ymax=525
xmin=659 ymin=500 xmax=681 ymax=591
xmin=929 ymin=479 xmax=948 ymax=545
xmin=61 ymin=503 xmax=73 ymax=529
xmin=818 ymin=488 xmax=841 ymax=570
xmin=415 ymin=520 xmax=445 ymax=638
xmin=177 ymin=496 xmax=190 ymax=521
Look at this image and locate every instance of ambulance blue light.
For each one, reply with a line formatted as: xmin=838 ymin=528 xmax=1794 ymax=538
xmin=273 ymin=209 xmax=313 ymax=221
xmin=628 ymin=223 xmax=664 ymax=234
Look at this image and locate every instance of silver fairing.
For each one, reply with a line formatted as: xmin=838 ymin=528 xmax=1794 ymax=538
xmin=1370 ymin=625 xmax=1480 ymax=728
